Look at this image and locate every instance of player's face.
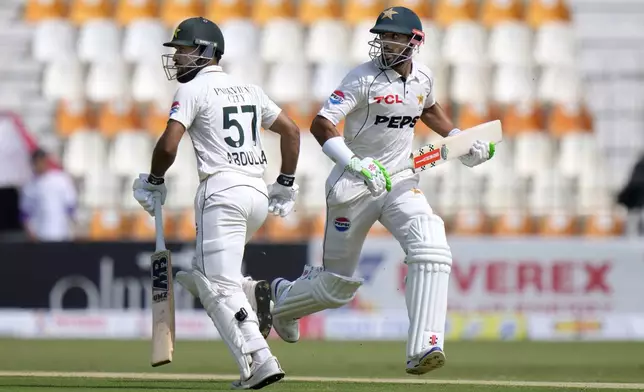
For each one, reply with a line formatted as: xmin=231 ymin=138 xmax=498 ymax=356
xmin=369 ymin=30 xmax=422 ymax=69
xmin=162 ymin=45 xmax=209 ymax=83
xmin=380 ymin=32 xmax=412 ymax=62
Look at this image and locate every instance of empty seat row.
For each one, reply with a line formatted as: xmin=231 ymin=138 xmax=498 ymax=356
xmin=32 ymin=18 xmax=577 ymax=68
xmin=25 ymin=0 xmax=571 ymax=28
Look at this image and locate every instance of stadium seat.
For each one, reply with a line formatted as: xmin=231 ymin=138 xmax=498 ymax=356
xmin=534 ymin=22 xmax=576 ymax=67
xmin=349 ymin=21 xmax=377 ymax=65
xmin=536 ymin=212 xmax=576 ymax=236
xmin=263 ymin=213 xmax=310 ymax=242
xmin=450 ymin=209 xmax=487 ymax=236
xmin=252 ymin=0 xmax=294 ymax=25
xmin=526 ymin=0 xmax=570 ymax=28
xmin=56 ymin=98 xmax=90 ymax=138
xmin=450 ymin=65 xmax=490 ymax=105
xmin=25 ymin=0 xmax=65 ymax=22
xmin=548 ymin=102 xmax=593 ymax=137
xmin=77 ymin=19 xmax=121 ymax=64
xmin=108 ymin=131 xmax=153 ymax=177
xmin=122 ymin=19 xmax=169 ymax=64
xmin=173 ymin=209 xmax=196 ymax=241
xmin=143 ymin=100 xmax=172 ymax=138
xmin=311 ymin=63 xmax=351 ymax=102
xmin=131 ymin=62 xmax=174 ymax=103
xmin=435 ymin=0 xmax=477 ymax=27
xmin=69 ymin=0 xmax=112 ymax=26
xmin=343 ymin=0 xmax=384 ymax=26
xmin=265 ymin=61 xmax=309 ymax=104
xmin=80 ymin=171 xmax=119 ymax=208
xmin=488 ymin=21 xmax=533 ymax=66
xmin=221 ymin=58 xmax=265 ymax=88
xmin=129 ymin=210 xmax=161 ymax=240
xmin=42 ymin=58 xmax=85 ymax=101
xmin=205 ymin=0 xmax=249 ymax=24
xmin=557 ymin=132 xmax=596 ymax=180
xmin=481 ymin=0 xmax=523 ymax=27
xmin=582 ymin=212 xmax=624 ymax=237
xmin=85 ymin=59 xmax=129 ymax=103
xmin=260 ymin=19 xmax=304 ymax=63
xmin=415 ymin=22 xmax=442 ymax=68
xmin=514 ymin=131 xmax=553 ymax=178
xmin=442 ymin=21 xmax=487 ymax=66
xmin=537 ymin=66 xmax=582 ymax=105
xmin=97 ymin=99 xmax=139 ymax=138
xmin=482 ymin=164 xmax=523 ymax=216
xmin=528 ymin=169 xmax=574 ymax=216
xmin=396 ymin=0 xmax=432 ymax=19
xmin=577 ymin=161 xmax=611 ymax=215
xmin=457 ymin=102 xmax=495 ymax=130
xmin=32 ymin=19 xmax=76 ymax=63
xmin=491 ymin=211 xmax=531 ymax=236
xmin=160 ymin=0 xmax=202 ymax=28
xmin=492 ymin=65 xmax=536 ymax=105
xmin=115 ymin=0 xmax=157 ymax=25
xmin=306 ymin=20 xmax=350 ymax=64
xmin=501 ymin=101 xmax=544 ymax=137
xmin=220 ymin=19 xmax=260 ymax=62
xmin=63 ymin=131 xmax=108 ymax=179
xmin=88 ymin=209 xmax=124 ymax=240
xmin=299 ymin=0 xmax=341 ymax=24
xmin=166 ymin=135 xmax=199 ymax=210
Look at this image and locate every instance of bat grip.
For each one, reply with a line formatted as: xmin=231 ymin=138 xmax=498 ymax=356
xmin=154 ymin=197 xmax=166 ymax=252
xmin=390 ymin=162 xmax=413 ymax=176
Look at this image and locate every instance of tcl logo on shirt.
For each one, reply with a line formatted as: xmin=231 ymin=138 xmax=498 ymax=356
xmin=374 ymin=94 xmax=403 ymax=104
xmin=374 ymin=115 xmax=420 ymax=129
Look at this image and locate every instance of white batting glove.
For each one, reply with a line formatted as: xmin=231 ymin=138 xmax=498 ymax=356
xmin=132 ymin=173 xmax=167 ymax=216
xmin=346 ymin=157 xmax=392 ymax=197
xmin=459 ymin=139 xmax=495 ymax=168
xmin=267 ymin=174 xmax=299 ymax=217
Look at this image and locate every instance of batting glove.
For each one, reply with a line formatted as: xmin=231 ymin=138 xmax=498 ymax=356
xmin=346 ymin=157 xmax=392 ymax=197
xmin=267 ymin=174 xmax=299 ymax=217
xmin=459 ymin=140 xmax=496 ymax=168
xmin=132 ymin=173 xmax=167 ymax=216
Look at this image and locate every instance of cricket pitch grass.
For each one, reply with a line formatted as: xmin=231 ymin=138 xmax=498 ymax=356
xmin=1 ymin=340 xmax=644 ymax=391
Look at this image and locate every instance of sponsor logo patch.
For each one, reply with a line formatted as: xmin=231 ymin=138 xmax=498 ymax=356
xmin=334 ymin=217 xmax=351 ymax=232
xmin=169 ymin=101 xmax=180 ymax=116
xmin=329 ymin=90 xmax=345 ymax=105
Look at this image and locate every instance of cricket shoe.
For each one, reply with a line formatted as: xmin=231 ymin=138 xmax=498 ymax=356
xmin=175 ymin=271 xmax=273 ymax=339
xmin=405 ymin=347 xmax=446 ymax=375
xmin=231 ymin=356 xmax=285 ymax=390
xmin=270 ymin=278 xmax=300 ymax=343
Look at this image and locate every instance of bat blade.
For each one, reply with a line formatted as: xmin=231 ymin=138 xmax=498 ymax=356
xmin=150 ymin=249 xmax=174 ymax=367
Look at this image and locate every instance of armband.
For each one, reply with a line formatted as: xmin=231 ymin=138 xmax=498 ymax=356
xmin=322 ymin=136 xmax=355 ymax=167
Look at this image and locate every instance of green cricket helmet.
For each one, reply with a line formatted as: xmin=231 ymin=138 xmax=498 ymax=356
xmin=162 ymin=17 xmax=225 ymax=83
xmin=368 ymin=6 xmax=425 ymax=69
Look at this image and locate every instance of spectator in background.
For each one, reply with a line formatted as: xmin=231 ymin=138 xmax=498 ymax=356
xmin=617 ymin=154 xmax=644 ymax=236
xmin=20 ymin=149 xmax=77 ymax=241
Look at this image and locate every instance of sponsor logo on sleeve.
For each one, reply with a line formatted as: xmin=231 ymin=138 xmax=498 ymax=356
xmin=329 ymin=90 xmax=345 ymax=105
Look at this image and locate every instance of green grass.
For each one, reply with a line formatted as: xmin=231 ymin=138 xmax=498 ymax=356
xmin=1 ymin=339 xmax=644 ymax=391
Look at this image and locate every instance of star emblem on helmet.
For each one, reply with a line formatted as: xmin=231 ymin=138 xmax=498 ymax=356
xmin=173 ymin=27 xmax=181 ymax=39
xmin=381 ymin=7 xmax=398 ymax=20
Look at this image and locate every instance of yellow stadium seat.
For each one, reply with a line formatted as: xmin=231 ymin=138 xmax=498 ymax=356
xmin=299 ymin=0 xmax=341 ymax=24
xmin=457 ymin=103 xmax=496 ymax=130
xmin=25 ymin=0 xmax=66 ymax=22
xmin=98 ymin=101 xmax=139 ymax=138
xmin=343 ymin=0 xmax=385 ymax=26
xmin=451 ymin=210 xmax=487 ymax=235
xmin=491 ymin=211 xmax=531 ymax=236
xmin=161 ymin=0 xmax=203 ymax=28
xmin=537 ymin=213 xmax=576 ymax=236
xmin=252 ymin=0 xmax=295 ymax=25
xmin=526 ymin=0 xmax=570 ymax=28
xmin=264 ymin=213 xmax=310 ymax=242
xmin=144 ymin=103 xmax=171 ymax=138
xmin=89 ymin=209 xmax=125 ymax=240
xmin=205 ymin=0 xmax=249 ymax=24
xmin=115 ymin=0 xmax=157 ymax=26
xmin=56 ymin=99 xmax=90 ymax=138
xmin=392 ymin=0 xmax=432 ymax=19
xmin=481 ymin=0 xmax=523 ymax=27
xmin=582 ymin=213 xmax=624 ymax=237
xmin=435 ymin=0 xmax=477 ymax=27
xmin=501 ymin=102 xmax=545 ymax=137
xmin=69 ymin=0 xmax=112 ymax=25
xmin=548 ymin=103 xmax=593 ymax=137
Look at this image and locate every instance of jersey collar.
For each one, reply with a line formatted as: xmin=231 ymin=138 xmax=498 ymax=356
xmin=383 ymin=61 xmax=420 ymax=82
xmin=197 ymin=65 xmax=224 ymax=75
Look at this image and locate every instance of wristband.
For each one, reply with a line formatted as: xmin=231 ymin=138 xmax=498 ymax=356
xmin=148 ymin=173 xmax=165 ymax=185
xmin=276 ymin=173 xmax=295 ymax=187
xmin=322 ymin=136 xmax=355 ymax=167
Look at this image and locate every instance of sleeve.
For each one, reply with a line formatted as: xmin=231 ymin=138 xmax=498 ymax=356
xmin=318 ymin=74 xmax=365 ymax=126
xmin=258 ymin=88 xmax=282 ymax=129
xmin=424 ymin=74 xmax=436 ymax=109
xmin=169 ymin=84 xmax=200 ymax=130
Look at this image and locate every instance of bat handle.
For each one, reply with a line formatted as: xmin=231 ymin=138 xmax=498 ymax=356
xmin=390 ymin=162 xmax=413 ymax=176
xmin=154 ymin=197 xmax=166 ymax=252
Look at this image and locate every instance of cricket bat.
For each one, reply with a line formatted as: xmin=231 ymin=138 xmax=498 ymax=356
xmin=391 ymin=120 xmax=504 ymax=175
xmin=150 ymin=197 xmax=175 ymax=367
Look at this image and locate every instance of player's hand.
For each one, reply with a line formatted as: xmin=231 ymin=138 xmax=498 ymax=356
xmin=267 ymin=181 xmax=299 ymax=217
xmin=346 ymin=157 xmax=392 ymax=197
xmin=459 ymin=140 xmax=495 ymax=168
xmin=132 ymin=173 xmax=167 ymax=216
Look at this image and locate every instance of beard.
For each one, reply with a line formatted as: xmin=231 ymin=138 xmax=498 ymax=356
xmin=176 ymin=66 xmax=201 ymax=84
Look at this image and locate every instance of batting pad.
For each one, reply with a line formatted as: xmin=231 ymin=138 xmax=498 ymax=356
xmin=271 ymin=267 xmax=363 ymax=320
xmin=404 ymin=215 xmax=452 ymax=359
xmin=192 ymin=270 xmax=268 ymax=380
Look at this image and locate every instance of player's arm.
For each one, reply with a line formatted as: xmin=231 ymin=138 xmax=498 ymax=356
xmin=266 ymin=112 xmax=300 ymax=176
xmin=420 ymin=102 xmax=458 ymax=138
xmin=150 ymin=119 xmax=185 ymax=179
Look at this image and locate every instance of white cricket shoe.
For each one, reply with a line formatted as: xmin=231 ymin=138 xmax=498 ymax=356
xmin=405 ymin=347 xmax=446 ymax=375
xmin=270 ymin=278 xmax=300 ymax=343
xmin=231 ymin=356 xmax=285 ymax=390
xmin=176 ymin=271 xmax=273 ymax=339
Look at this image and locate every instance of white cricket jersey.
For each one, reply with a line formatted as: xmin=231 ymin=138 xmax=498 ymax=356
xmin=169 ymin=65 xmax=282 ymax=184
xmin=318 ymin=60 xmax=436 ymax=190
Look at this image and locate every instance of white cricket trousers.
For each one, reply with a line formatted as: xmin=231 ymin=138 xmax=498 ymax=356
xmin=192 ymin=172 xmax=268 ymax=290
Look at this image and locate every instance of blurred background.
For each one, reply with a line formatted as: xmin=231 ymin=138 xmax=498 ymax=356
xmin=1 ymin=0 xmax=644 ymax=345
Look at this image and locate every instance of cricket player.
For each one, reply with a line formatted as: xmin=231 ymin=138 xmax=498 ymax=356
xmin=131 ymin=17 xmax=300 ymax=389
xmin=269 ymin=7 xmax=494 ymax=375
